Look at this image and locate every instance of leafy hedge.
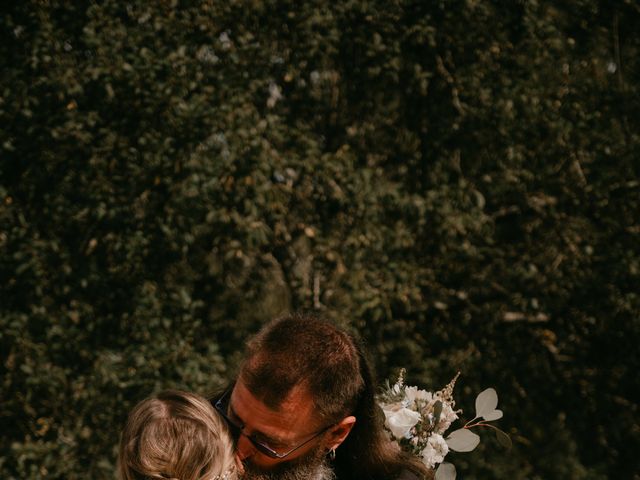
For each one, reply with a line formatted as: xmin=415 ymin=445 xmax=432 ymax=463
xmin=1 ymin=1 xmax=639 ymax=478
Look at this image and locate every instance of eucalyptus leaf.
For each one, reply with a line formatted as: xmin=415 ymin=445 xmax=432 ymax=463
xmin=446 ymin=428 xmax=481 ymax=452
xmin=475 ymin=388 xmax=499 ymax=419
xmin=495 ymin=428 xmax=513 ymax=449
xmin=435 ymin=462 xmax=457 ymax=480
xmin=482 ymin=409 xmax=503 ymax=421
xmin=433 ymin=400 xmax=443 ymax=426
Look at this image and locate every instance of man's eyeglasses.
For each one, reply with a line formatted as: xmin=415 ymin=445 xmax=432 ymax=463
xmin=214 ymin=388 xmax=332 ymax=459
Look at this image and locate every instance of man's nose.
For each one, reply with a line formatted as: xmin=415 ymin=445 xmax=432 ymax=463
xmin=236 ymin=434 xmax=257 ymax=460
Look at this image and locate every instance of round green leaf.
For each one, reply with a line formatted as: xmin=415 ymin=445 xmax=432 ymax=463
xmin=475 ymin=388 xmax=499 ymax=419
xmin=446 ymin=428 xmax=481 ymax=452
xmin=482 ymin=409 xmax=503 ymax=421
xmin=495 ymin=428 xmax=513 ymax=449
xmin=435 ymin=462 xmax=457 ymax=480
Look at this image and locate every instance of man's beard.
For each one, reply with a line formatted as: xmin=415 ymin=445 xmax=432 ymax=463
xmin=241 ymin=446 xmax=335 ymax=480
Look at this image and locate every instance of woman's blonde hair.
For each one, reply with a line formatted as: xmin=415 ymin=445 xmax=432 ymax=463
xmin=118 ymin=390 xmax=236 ymax=480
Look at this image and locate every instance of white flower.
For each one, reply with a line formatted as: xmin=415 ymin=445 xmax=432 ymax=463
xmin=405 ymin=386 xmax=432 ymax=407
xmin=381 ymin=404 xmax=421 ymax=439
xmin=434 ymin=402 xmax=458 ymax=434
xmin=420 ymin=433 xmax=449 ymax=469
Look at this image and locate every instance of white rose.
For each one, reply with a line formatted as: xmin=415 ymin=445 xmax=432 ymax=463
xmin=382 ymin=404 xmax=421 ymax=439
xmin=421 ymin=433 xmax=449 ymax=469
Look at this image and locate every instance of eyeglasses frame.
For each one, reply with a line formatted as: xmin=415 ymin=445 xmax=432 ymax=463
xmin=213 ymin=388 xmax=333 ymax=459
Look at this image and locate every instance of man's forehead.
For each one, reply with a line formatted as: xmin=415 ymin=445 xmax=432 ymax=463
xmin=231 ymin=380 xmax=321 ymax=433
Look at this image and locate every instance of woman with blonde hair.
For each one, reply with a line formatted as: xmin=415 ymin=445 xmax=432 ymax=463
xmin=118 ymin=390 xmax=237 ymax=480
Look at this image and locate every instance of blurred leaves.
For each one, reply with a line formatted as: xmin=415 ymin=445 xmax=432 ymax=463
xmin=1 ymin=0 xmax=639 ymax=478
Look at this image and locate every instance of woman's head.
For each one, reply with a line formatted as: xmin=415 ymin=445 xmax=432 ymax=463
xmin=118 ymin=390 xmax=236 ymax=480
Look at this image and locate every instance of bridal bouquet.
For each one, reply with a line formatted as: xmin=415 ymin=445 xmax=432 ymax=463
xmin=377 ymin=369 xmax=511 ymax=480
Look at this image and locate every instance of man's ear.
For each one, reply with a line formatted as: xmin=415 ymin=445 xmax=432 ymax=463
xmin=324 ymin=416 xmax=356 ymax=451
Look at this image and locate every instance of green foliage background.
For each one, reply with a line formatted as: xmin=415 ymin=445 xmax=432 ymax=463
xmin=1 ymin=1 xmax=639 ymax=478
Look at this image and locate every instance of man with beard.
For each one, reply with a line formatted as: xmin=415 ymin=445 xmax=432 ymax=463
xmin=213 ymin=313 xmax=430 ymax=480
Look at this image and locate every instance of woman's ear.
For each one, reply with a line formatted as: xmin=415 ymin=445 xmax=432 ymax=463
xmin=324 ymin=416 xmax=356 ymax=451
